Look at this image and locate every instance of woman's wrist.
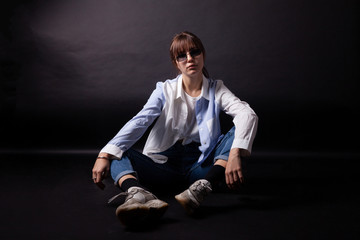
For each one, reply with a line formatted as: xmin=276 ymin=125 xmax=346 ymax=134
xmin=230 ymin=148 xmax=241 ymax=157
xmin=97 ymin=153 xmax=112 ymax=160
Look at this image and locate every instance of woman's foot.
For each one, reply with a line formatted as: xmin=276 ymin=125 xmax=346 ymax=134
xmin=115 ymin=187 xmax=168 ymax=226
xmin=175 ymin=179 xmax=212 ymax=215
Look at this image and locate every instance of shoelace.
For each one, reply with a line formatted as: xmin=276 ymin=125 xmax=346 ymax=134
xmin=107 ymin=188 xmax=157 ymax=205
xmin=107 ymin=192 xmax=128 ymax=205
xmin=191 ymin=181 xmax=212 ymax=202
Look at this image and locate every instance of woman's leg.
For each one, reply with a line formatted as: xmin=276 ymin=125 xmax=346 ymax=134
xmin=175 ymin=127 xmax=236 ymax=215
xmin=110 ymin=149 xmax=138 ymax=188
xmin=187 ymin=126 xmax=235 ymax=183
xmin=110 ymin=149 xmax=176 ymax=226
xmin=110 ymin=148 xmax=184 ymax=191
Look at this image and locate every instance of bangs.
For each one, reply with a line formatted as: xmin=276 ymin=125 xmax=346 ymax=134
xmin=170 ymin=32 xmax=205 ymax=62
xmin=171 ymin=37 xmax=198 ymax=57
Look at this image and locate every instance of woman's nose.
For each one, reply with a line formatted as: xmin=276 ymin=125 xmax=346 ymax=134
xmin=186 ymin=53 xmax=194 ymax=62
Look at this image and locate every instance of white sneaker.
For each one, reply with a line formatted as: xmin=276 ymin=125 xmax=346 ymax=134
xmin=175 ymin=179 xmax=212 ymax=215
xmin=115 ymin=187 xmax=168 ymax=226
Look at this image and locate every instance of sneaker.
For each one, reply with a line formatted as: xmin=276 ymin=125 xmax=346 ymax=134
xmin=114 ymin=187 xmax=168 ymax=226
xmin=175 ymin=179 xmax=212 ymax=215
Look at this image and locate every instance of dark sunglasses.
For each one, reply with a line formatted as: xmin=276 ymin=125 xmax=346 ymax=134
xmin=176 ymin=49 xmax=202 ymax=62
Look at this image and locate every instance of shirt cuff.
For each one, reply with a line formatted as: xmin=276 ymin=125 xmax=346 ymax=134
xmin=231 ymin=138 xmax=252 ymax=156
xmin=99 ymin=144 xmax=125 ymax=159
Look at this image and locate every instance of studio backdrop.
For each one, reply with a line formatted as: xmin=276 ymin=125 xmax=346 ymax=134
xmin=1 ymin=0 xmax=359 ymax=153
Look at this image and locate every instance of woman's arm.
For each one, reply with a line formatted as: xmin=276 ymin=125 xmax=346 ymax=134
xmin=215 ymin=80 xmax=258 ymax=155
xmin=92 ymin=153 xmax=112 ymax=189
xmin=215 ymin=80 xmax=258 ymax=188
xmin=91 ymin=82 xmax=165 ymax=188
xmin=100 ymin=82 xmax=166 ymax=159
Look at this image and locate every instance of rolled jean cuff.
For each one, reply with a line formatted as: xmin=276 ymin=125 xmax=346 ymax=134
xmin=214 ymin=154 xmax=229 ymax=162
xmin=113 ymin=170 xmax=137 ymax=186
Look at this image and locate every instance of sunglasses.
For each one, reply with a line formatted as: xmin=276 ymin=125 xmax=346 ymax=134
xmin=176 ymin=49 xmax=202 ymax=62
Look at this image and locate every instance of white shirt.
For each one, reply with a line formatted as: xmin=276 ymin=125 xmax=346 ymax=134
xmin=101 ymin=75 xmax=258 ymax=164
xmin=181 ymin=91 xmax=201 ymax=145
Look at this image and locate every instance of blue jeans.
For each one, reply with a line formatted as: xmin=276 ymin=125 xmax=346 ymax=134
xmin=110 ymin=126 xmax=235 ymax=189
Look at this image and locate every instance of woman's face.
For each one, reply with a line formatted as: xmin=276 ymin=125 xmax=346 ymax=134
xmin=175 ymin=48 xmax=204 ymax=78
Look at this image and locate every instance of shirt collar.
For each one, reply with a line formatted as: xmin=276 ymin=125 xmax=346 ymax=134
xmin=176 ymin=74 xmax=210 ymax=101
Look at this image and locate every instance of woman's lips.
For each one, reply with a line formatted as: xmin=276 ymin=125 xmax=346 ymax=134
xmin=187 ymin=64 xmax=197 ymax=70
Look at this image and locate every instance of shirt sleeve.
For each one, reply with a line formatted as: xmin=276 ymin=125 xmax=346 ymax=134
xmin=215 ymin=80 xmax=258 ymax=156
xmin=100 ymin=82 xmax=165 ymax=159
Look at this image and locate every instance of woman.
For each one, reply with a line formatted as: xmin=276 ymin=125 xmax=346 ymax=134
xmin=92 ymin=31 xmax=258 ymax=226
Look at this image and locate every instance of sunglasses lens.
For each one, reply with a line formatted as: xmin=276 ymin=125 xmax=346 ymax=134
xmin=176 ymin=49 xmax=202 ymax=62
xmin=176 ymin=53 xmax=187 ymax=62
xmin=190 ymin=49 xmax=201 ymax=57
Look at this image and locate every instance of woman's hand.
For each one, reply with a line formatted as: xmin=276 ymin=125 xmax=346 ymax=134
xmin=92 ymin=153 xmax=111 ymax=190
xmin=225 ymin=148 xmax=244 ymax=190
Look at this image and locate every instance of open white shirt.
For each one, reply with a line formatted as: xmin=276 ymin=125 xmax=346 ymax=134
xmin=101 ymin=75 xmax=258 ymax=164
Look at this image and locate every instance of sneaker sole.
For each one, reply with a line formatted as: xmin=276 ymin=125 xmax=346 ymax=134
xmin=116 ymin=200 xmax=169 ymax=226
xmin=175 ymin=193 xmax=196 ymax=215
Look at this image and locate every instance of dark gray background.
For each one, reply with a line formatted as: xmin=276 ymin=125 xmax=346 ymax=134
xmin=1 ymin=0 xmax=359 ymax=153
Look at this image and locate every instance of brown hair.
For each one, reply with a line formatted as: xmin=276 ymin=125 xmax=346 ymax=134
xmin=169 ymin=31 xmax=209 ymax=78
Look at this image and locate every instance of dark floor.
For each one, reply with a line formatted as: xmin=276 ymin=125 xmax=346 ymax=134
xmin=1 ymin=151 xmax=359 ymax=240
